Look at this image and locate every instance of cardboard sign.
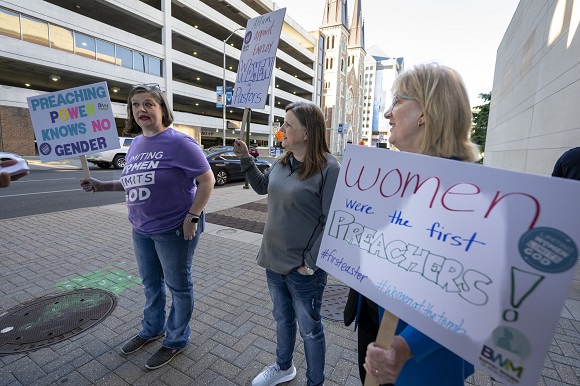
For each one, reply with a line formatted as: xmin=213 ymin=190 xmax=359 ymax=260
xmin=231 ymin=8 xmax=286 ymax=109
xmin=318 ymin=145 xmax=580 ymax=385
xmin=27 ymin=81 xmax=119 ymax=162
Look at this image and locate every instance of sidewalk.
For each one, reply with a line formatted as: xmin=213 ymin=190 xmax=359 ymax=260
xmin=1 ymin=183 xmax=579 ymax=385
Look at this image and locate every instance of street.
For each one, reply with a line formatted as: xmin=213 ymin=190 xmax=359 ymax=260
xmin=0 ymin=164 xmax=241 ymax=220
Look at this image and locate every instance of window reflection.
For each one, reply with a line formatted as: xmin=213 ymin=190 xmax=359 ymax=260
xmin=116 ymin=45 xmax=133 ymax=69
xmin=134 ymin=51 xmax=148 ymax=73
xmin=22 ymin=15 xmax=48 ymax=46
xmin=2 ymin=8 xmax=162 ymax=76
xmin=96 ymin=39 xmax=115 ymax=64
xmin=50 ymin=24 xmax=73 ymax=53
xmin=149 ymin=56 xmax=162 ymax=76
xmin=0 ymin=8 xmax=20 ymax=39
xmin=75 ymin=32 xmax=95 ymax=59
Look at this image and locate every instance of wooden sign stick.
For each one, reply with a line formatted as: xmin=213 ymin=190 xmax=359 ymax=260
xmin=364 ymin=310 xmax=399 ymax=386
xmin=79 ymin=155 xmax=91 ymax=179
xmin=239 ymin=108 xmax=250 ymax=141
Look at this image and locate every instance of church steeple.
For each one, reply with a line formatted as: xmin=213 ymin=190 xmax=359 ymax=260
xmin=348 ymin=0 xmax=364 ymax=49
xmin=321 ymin=0 xmax=348 ymax=29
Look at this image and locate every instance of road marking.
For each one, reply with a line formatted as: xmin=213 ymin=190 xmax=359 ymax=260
xmin=0 ymin=188 xmax=82 ymax=198
xmin=11 ymin=177 xmax=78 ymax=183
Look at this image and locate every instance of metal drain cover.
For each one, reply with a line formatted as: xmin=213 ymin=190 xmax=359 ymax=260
xmin=0 ymin=288 xmax=117 ymax=356
xmin=321 ymin=284 xmax=350 ymax=322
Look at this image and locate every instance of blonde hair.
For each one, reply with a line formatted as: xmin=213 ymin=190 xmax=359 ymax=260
xmin=393 ymin=63 xmax=480 ymax=162
xmin=280 ymin=101 xmax=330 ymax=179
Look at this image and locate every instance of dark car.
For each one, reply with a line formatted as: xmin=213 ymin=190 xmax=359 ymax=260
xmin=248 ymin=146 xmax=260 ymax=158
xmin=205 ymin=149 xmax=271 ymax=186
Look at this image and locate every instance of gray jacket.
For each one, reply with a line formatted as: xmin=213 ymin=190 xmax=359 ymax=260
xmin=241 ymin=153 xmax=341 ymax=274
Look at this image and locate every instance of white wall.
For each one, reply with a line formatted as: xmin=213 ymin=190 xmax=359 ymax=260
xmin=485 ymin=0 xmax=580 ymax=175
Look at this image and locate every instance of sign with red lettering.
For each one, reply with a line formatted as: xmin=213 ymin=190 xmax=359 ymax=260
xmin=27 ymin=81 xmax=119 ymax=162
xmin=231 ymin=8 xmax=286 ymax=109
xmin=318 ymin=145 xmax=580 ymax=386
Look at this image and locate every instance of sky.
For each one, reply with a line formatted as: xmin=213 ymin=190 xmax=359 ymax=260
xmin=273 ymin=0 xmax=521 ymax=107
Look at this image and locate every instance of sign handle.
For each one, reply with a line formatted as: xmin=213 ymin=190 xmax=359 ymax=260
xmin=364 ymin=311 xmax=399 ymax=386
xmin=79 ymin=155 xmax=91 ymax=179
xmin=239 ymin=108 xmax=250 ymax=140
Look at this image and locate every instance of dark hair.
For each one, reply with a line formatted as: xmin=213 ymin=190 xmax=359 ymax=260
xmin=280 ymin=101 xmax=330 ymax=179
xmin=123 ymin=84 xmax=174 ymax=135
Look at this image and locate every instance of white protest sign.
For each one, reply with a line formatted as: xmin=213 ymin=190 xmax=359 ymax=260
xmin=27 ymin=81 xmax=119 ymax=162
xmin=318 ymin=145 xmax=580 ymax=386
xmin=232 ymin=8 xmax=286 ymax=109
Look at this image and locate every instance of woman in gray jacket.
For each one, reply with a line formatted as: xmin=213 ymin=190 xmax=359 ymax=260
xmin=234 ymin=102 xmax=340 ymax=386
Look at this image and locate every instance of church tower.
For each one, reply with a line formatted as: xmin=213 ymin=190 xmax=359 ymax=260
xmin=320 ymin=0 xmax=350 ymax=154
xmin=346 ymin=0 xmax=366 ymax=146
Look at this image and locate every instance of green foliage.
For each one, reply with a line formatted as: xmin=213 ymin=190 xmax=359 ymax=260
xmin=472 ymin=92 xmax=491 ymax=153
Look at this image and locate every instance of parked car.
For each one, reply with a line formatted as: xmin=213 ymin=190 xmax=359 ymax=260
xmin=248 ymin=146 xmax=259 ymax=158
xmin=85 ymin=136 xmax=134 ymax=169
xmin=205 ymin=148 xmax=271 ymax=186
xmin=206 ymin=145 xmax=259 ymax=158
xmin=0 ymin=151 xmax=29 ymax=177
xmin=0 ymin=152 xmax=28 ymax=164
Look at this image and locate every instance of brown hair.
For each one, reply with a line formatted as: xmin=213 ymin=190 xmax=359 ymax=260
xmin=123 ymin=84 xmax=174 ymax=135
xmin=280 ymin=101 xmax=331 ymax=179
xmin=393 ymin=63 xmax=480 ymax=162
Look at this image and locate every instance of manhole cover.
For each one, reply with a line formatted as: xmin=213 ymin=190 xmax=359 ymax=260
xmin=0 ymin=288 xmax=117 ymax=356
xmin=321 ymin=284 xmax=350 ymax=322
xmin=216 ymin=228 xmax=239 ymax=236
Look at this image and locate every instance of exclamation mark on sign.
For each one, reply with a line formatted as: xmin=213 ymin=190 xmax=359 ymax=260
xmin=503 ymin=267 xmax=545 ymax=322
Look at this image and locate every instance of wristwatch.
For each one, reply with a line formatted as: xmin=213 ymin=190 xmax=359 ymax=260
xmin=187 ymin=214 xmax=200 ymax=223
xmin=302 ymin=264 xmax=314 ymax=275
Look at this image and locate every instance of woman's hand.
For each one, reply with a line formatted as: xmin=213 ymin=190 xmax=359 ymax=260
xmin=183 ymin=221 xmax=197 ymax=240
xmin=363 ymin=336 xmax=413 ymax=384
xmin=233 ymin=139 xmax=251 ymax=159
xmin=80 ymin=178 xmax=104 ymax=192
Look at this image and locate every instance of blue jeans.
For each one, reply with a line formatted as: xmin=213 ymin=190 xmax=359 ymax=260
xmin=132 ymin=217 xmax=203 ymax=350
xmin=266 ymin=268 xmax=328 ymax=386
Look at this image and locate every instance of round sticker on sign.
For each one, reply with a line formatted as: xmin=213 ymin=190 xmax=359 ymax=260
xmin=518 ymin=227 xmax=578 ymax=273
xmin=244 ymin=31 xmax=252 ymax=44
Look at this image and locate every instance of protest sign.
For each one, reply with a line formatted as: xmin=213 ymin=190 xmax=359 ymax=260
xmin=231 ymin=8 xmax=286 ymax=109
xmin=27 ymin=81 xmax=119 ymax=163
xmin=318 ymin=145 xmax=580 ymax=385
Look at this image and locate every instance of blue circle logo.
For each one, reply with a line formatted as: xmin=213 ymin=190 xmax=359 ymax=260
xmin=39 ymin=142 xmax=52 ymax=156
xmin=244 ymin=31 xmax=252 ymax=44
xmin=518 ymin=227 xmax=577 ymax=273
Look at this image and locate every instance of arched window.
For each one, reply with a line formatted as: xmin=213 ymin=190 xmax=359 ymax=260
xmin=341 ymin=58 xmax=344 ymax=72
xmin=330 ymin=58 xmax=333 ymax=69
xmin=331 ymin=35 xmax=335 ymax=49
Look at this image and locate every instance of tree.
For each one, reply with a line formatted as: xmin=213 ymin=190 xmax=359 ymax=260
xmin=472 ymin=92 xmax=491 ymax=153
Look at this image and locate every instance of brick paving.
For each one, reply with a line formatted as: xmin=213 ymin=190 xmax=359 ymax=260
xmin=1 ymin=184 xmax=579 ymax=385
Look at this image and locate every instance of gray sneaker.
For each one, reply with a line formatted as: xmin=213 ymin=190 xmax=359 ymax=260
xmin=252 ymin=363 xmax=297 ymax=386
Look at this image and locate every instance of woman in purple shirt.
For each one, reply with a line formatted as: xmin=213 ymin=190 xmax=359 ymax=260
xmin=81 ymin=84 xmax=214 ymax=370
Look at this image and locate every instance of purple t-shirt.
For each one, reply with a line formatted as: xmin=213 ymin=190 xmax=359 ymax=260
xmin=120 ymin=128 xmax=210 ymax=234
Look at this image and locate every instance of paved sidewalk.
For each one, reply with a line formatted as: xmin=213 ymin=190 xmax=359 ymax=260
xmin=1 ymin=183 xmax=579 ymax=385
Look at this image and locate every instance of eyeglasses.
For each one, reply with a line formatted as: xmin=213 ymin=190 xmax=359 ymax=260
xmin=132 ymin=83 xmax=160 ymax=90
xmin=389 ymin=93 xmax=415 ymax=111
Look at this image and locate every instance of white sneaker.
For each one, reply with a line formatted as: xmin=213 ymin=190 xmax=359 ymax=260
xmin=252 ymin=363 xmax=297 ymax=386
